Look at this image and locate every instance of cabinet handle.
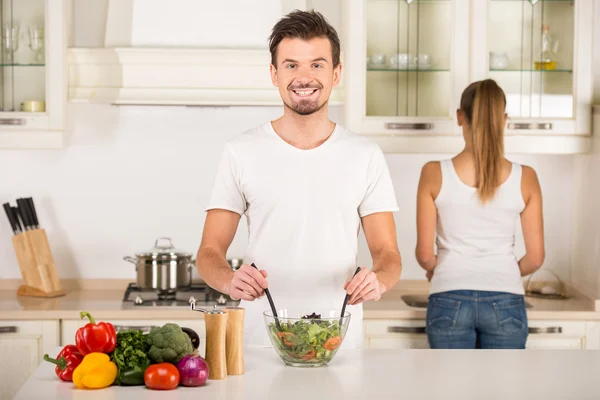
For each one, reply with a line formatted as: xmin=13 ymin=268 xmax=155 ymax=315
xmin=507 ymin=122 xmax=552 ymax=130
xmin=0 ymin=118 xmax=26 ymax=125
xmin=387 ymin=326 xmax=427 ymax=334
xmin=0 ymin=326 xmax=17 ymax=333
xmin=385 ymin=123 xmax=433 ymax=130
xmin=528 ymin=327 xmax=562 ymax=334
xmin=114 ymin=325 xmax=158 ymax=333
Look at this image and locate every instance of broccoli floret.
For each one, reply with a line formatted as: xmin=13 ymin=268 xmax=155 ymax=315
xmin=146 ymin=323 xmax=193 ymax=364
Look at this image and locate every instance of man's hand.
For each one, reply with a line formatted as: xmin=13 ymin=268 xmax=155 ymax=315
xmin=344 ymin=267 xmax=383 ymax=305
xmin=426 ymin=270 xmax=434 ymax=282
xmin=228 ymin=264 xmax=268 ymax=301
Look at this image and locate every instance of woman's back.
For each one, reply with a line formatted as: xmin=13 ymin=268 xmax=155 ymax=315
xmin=416 ymin=78 xmax=545 ymax=349
xmin=430 ymin=157 xmax=525 ymax=295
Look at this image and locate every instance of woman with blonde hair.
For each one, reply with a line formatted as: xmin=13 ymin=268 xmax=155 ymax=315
xmin=416 ymin=79 xmax=545 ymax=349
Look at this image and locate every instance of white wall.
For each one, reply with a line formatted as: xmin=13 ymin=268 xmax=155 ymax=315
xmin=0 ymin=0 xmax=584 ymax=283
xmin=572 ymin=108 xmax=600 ymax=297
xmin=0 ymin=103 xmax=575 ymax=282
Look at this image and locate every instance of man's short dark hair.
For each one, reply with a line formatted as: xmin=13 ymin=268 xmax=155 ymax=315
xmin=268 ymin=9 xmax=341 ymax=68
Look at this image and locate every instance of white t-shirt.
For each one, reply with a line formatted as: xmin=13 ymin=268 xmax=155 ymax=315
xmin=206 ymin=122 xmax=398 ymax=349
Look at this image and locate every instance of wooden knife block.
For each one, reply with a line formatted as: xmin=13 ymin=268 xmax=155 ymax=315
xmin=12 ymin=229 xmax=65 ymax=298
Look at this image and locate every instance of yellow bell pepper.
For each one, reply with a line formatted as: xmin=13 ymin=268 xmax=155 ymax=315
xmin=72 ymin=352 xmax=117 ymax=389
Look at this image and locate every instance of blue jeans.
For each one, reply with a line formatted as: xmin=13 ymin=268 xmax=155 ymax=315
xmin=426 ymin=290 xmax=528 ymax=349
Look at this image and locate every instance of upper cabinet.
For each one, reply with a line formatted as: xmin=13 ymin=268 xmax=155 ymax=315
xmin=344 ymin=0 xmax=594 ymax=154
xmin=0 ymin=0 xmax=67 ymax=149
xmin=472 ymin=0 xmax=593 ymax=136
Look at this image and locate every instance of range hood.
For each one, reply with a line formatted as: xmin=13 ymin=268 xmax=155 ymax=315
xmin=68 ymin=0 xmax=343 ymax=106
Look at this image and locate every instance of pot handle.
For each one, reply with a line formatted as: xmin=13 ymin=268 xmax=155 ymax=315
xmin=188 ymin=259 xmax=196 ymax=269
xmin=123 ymin=256 xmax=137 ymax=264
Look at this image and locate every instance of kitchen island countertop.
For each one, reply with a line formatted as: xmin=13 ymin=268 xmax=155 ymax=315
xmin=14 ymin=345 xmax=600 ymax=399
xmin=0 ymin=280 xmax=598 ymax=320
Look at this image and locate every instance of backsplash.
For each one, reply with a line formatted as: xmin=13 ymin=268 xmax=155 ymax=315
xmin=0 ymin=103 xmax=574 ymax=282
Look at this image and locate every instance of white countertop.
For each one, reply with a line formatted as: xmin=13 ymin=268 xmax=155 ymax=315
xmin=15 ymin=346 xmax=600 ymax=399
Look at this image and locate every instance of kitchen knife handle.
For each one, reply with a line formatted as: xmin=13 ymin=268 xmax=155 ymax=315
xmin=11 ymin=206 xmax=23 ymax=232
xmin=3 ymin=203 xmax=20 ymax=234
xmin=26 ymin=197 xmax=39 ymax=227
xmin=16 ymin=198 xmax=33 ymax=230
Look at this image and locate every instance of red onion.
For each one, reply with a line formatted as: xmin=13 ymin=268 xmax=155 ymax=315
xmin=176 ymin=354 xmax=209 ymax=387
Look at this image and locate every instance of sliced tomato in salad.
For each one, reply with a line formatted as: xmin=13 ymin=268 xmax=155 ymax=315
xmin=324 ymin=336 xmax=342 ymax=351
xmin=300 ymin=349 xmax=316 ymax=360
xmin=277 ymin=331 xmax=295 ymax=346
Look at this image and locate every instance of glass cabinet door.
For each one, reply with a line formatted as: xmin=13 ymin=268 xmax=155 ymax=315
xmin=345 ymin=0 xmax=470 ymax=136
xmin=475 ymin=0 xmax=593 ymax=136
xmin=488 ymin=0 xmax=573 ymax=119
xmin=366 ymin=0 xmax=452 ymax=119
xmin=0 ymin=0 xmax=46 ymax=117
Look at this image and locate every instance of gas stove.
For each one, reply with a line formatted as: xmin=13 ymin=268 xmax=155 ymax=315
xmin=121 ymin=283 xmax=238 ymax=309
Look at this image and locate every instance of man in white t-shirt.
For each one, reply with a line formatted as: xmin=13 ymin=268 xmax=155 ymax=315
xmin=197 ymin=10 xmax=402 ymax=349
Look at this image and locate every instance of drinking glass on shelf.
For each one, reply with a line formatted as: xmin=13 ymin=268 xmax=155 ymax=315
xmin=2 ymin=24 xmax=19 ymax=64
xmin=28 ymin=25 xmax=44 ymax=64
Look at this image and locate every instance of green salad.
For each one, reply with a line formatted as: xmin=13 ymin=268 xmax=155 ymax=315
xmin=268 ymin=313 xmax=344 ymax=363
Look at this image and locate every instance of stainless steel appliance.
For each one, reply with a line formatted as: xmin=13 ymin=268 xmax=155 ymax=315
xmin=123 ymin=237 xmax=195 ymax=293
xmin=121 ymin=282 xmax=239 ymax=309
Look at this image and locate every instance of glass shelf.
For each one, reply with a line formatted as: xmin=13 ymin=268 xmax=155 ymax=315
xmin=0 ymin=0 xmax=46 ymax=114
xmin=368 ymin=68 xmax=450 ymax=72
xmin=490 ymin=69 xmax=572 ymax=73
xmin=369 ymin=0 xmax=451 ymax=2
xmin=0 ymin=64 xmax=45 ymax=67
xmin=491 ymin=0 xmax=573 ymax=3
xmin=366 ymin=0 xmax=452 ymax=117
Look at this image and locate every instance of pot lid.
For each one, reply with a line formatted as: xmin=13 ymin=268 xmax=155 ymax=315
xmin=135 ymin=237 xmax=192 ymax=259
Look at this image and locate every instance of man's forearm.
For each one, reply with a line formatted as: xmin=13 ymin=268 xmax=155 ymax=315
xmin=372 ymin=249 xmax=402 ymax=293
xmin=196 ymin=246 xmax=235 ymax=294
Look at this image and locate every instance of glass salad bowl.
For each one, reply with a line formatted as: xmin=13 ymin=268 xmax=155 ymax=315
xmin=264 ymin=308 xmax=351 ymax=367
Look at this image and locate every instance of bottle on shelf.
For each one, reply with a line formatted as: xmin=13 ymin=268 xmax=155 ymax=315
xmin=535 ymin=24 xmax=559 ymax=71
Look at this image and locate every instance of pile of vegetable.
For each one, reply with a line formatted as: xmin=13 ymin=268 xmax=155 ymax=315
xmin=268 ymin=312 xmax=344 ymax=363
xmin=110 ymin=329 xmax=151 ymax=385
xmin=43 ymin=311 xmax=209 ymax=391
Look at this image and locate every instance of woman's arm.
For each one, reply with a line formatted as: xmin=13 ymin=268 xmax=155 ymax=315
xmin=518 ymin=166 xmax=545 ymax=276
xmin=415 ymin=161 xmax=441 ymax=272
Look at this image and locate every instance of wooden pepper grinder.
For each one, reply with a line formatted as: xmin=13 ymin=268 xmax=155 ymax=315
xmin=225 ymin=307 xmax=245 ymax=375
xmin=203 ymin=306 xmax=228 ymax=380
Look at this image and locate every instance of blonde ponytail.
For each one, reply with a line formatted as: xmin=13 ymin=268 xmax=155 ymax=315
xmin=460 ymin=79 xmax=507 ymax=203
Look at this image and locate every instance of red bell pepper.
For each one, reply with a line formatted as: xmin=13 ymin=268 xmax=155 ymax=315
xmin=75 ymin=311 xmax=117 ymax=355
xmin=43 ymin=345 xmax=84 ymax=381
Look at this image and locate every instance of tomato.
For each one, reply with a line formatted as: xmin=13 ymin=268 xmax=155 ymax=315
xmin=301 ymin=349 xmax=316 ymax=360
xmin=277 ymin=331 xmax=295 ymax=347
xmin=324 ymin=336 xmax=342 ymax=351
xmin=144 ymin=363 xmax=180 ymax=390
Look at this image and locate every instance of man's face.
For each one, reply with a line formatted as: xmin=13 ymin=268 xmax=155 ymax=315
xmin=270 ymin=37 xmax=342 ymax=116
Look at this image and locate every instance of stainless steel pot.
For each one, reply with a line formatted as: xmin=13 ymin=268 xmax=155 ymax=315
xmin=123 ymin=237 xmax=195 ymax=293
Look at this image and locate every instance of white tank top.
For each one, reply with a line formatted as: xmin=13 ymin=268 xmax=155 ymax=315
xmin=429 ymin=159 xmax=526 ymax=295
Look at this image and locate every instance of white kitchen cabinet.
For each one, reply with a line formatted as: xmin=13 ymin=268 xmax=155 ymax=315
xmin=527 ymin=320 xmax=587 ymax=349
xmin=0 ymin=0 xmax=68 ymax=149
xmin=0 ymin=320 xmax=59 ymax=400
xmin=471 ymin=0 xmax=593 ymax=138
xmin=584 ymin=322 xmax=600 ymax=350
xmin=343 ymin=0 xmax=593 ymax=154
xmin=61 ymin=319 xmax=207 ymax=357
xmin=363 ymin=319 xmax=588 ymax=350
xmin=363 ymin=320 xmax=429 ymax=349
xmin=344 ymin=0 xmax=470 ymax=137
